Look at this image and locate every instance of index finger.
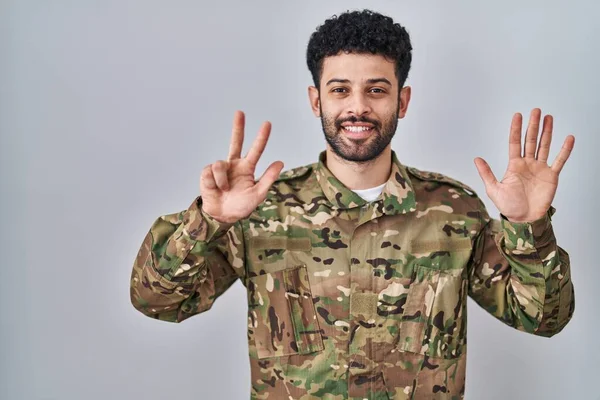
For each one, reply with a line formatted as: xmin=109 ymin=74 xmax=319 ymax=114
xmin=245 ymin=121 xmax=272 ymax=166
xmin=227 ymin=110 xmax=245 ymax=161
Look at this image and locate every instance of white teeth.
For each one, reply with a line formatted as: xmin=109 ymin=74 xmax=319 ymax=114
xmin=344 ymin=126 xmax=371 ymax=132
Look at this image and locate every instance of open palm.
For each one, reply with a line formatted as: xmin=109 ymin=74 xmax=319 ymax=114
xmin=474 ymin=108 xmax=575 ymax=223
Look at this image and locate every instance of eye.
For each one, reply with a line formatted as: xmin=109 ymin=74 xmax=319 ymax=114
xmin=370 ymin=88 xmax=386 ymax=93
xmin=331 ymin=87 xmax=348 ymax=93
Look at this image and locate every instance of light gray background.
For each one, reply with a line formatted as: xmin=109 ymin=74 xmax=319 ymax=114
xmin=1 ymin=1 xmax=599 ymax=399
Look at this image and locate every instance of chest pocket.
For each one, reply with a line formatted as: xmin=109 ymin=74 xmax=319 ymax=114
xmin=247 ymin=264 xmax=324 ymax=359
xmin=396 ymin=238 xmax=470 ymax=360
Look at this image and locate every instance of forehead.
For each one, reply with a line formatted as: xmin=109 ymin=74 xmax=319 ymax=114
xmin=320 ymin=52 xmax=396 ymax=85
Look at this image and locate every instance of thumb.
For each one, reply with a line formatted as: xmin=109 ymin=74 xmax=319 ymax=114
xmin=254 ymin=161 xmax=285 ymax=198
xmin=473 ymin=157 xmax=498 ymax=189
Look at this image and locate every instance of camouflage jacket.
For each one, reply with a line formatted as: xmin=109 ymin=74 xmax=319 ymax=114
xmin=130 ymin=150 xmax=575 ymax=400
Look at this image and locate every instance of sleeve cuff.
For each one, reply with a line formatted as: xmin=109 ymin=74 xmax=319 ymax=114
xmin=500 ymin=205 xmax=556 ymax=251
xmin=182 ymin=196 xmax=236 ymax=242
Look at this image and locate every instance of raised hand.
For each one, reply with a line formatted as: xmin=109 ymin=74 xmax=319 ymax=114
xmin=200 ymin=111 xmax=284 ymax=224
xmin=473 ymin=108 xmax=575 ymax=223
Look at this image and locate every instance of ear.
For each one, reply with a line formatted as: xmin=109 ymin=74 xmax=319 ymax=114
xmin=398 ymin=86 xmax=411 ymax=119
xmin=308 ymin=86 xmax=320 ymax=117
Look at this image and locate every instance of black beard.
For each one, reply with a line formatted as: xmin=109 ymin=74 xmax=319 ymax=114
xmin=320 ymin=109 xmax=399 ymax=163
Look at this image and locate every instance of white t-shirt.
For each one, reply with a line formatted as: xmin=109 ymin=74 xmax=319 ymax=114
xmin=351 ymin=182 xmax=387 ymax=202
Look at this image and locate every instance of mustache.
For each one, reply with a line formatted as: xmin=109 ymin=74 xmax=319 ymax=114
xmin=334 ymin=116 xmax=380 ymax=130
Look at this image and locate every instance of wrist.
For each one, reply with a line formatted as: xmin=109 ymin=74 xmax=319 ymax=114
xmin=502 ymin=210 xmax=548 ymax=224
xmin=504 ymin=215 xmax=542 ymax=223
xmin=200 ymin=206 xmax=238 ymax=225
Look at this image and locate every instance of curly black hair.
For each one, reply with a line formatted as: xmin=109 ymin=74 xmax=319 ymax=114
xmin=306 ymin=9 xmax=412 ymax=91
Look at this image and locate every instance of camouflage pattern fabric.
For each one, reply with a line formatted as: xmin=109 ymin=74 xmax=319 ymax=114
xmin=130 ymin=150 xmax=575 ymax=399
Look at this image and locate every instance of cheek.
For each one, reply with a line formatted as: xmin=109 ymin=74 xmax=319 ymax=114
xmin=379 ymin=106 xmax=400 ymax=124
xmin=320 ymin=100 xmax=346 ymax=116
xmin=320 ymin=111 xmax=341 ymax=128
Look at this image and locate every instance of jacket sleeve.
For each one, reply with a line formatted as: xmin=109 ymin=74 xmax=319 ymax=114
xmin=467 ymin=201 xmax=575 ymax=337
xmin=130 ymin=196 xmax=246 ymax=323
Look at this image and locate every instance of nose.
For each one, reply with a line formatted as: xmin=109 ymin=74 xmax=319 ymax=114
xmin=347 ymin=92 xmax=372 ymax=117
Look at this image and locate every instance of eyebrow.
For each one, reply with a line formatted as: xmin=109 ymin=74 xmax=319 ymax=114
xmin=325 ymin=78 xmax=393 ymax=86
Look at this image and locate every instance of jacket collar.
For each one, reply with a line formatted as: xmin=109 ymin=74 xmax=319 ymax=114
xmin=314 ymin=150 xmax=417 ymax=215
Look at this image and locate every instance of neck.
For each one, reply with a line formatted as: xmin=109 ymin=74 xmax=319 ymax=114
xmin=324 ymin=145 xmax=393 ymax=190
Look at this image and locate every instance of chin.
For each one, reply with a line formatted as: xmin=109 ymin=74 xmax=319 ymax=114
xmin=336 ymin=148 xmax=382 ymax=163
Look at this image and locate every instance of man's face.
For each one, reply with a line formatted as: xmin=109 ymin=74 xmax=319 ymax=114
xmin=309 ymin=53 xmax=410 ymax=163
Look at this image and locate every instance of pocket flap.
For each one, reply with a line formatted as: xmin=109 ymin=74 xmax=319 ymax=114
xmin=251 ymin=237 xmax=312 ymax=251
xmin=410 ymin=237 xmax=472 ymax=253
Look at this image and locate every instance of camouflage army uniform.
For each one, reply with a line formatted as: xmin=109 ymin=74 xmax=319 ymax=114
xmin=130 ymin=150 xmax=575 ymax=400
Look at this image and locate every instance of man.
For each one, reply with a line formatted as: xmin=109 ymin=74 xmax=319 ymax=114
xmin=130 ymin=9 xmax=575 ymax=400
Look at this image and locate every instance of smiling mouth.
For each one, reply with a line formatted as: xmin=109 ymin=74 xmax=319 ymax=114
xmin=341 ymin=125 xmax=374 ymax=139
xmin=343 ymin=125 xmax=372 ymax=132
